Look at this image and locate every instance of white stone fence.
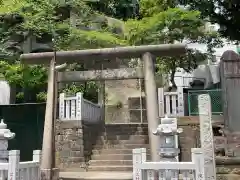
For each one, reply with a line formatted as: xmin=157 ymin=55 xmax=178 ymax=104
xmin=59 ymin=92 xmax=102 ymax=122
xmin=0 ymin=150 xmax=41 ymax=180
xmin=133 ymin=148 xmax=204 ymax=180
xmin=158 ymin=87 xmax=185 ymax=117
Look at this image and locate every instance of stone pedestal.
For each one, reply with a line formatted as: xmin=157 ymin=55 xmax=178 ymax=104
xmin=0 ymin=119 xmax=15 ymax=162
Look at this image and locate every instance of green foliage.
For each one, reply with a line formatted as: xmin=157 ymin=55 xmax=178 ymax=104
xmin=0 ymin=0 xmax=224 ymax=100
xmin=125 ymin=8 xmax=204 ymax=45
xmin=0 ymin=61 xmax=47 ymax=87
xmin=125 ymin=8 xmax=222 ymax=87
xmin=62 ymin=82 xmax=98 ymax=102
xmin=36 ymin=92 xmax=47 ymax=102
xmin=179 ymin=1 xmax=240 ymax=42
xmin=16 ymin=92 xmax=24 ymax=102
xmin=57 ymin=28 xmax=127 ymax=50
xmin=139 ymin=0 xmax=176 ymax=17
xmin=87 ymin=0 xmax=139 ymax=20
xmin=0 ymin=0 xmax=126 ymax=102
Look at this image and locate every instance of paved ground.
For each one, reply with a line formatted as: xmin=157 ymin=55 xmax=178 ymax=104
xmin=59 ymin=171 xmax=240 ymax=180
xmin=59 ymin=171 xmax=132 ymax=180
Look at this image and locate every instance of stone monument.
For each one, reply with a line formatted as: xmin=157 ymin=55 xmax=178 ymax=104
xmin=198 ymin=94 xmax=216 ymax=180
xmin=220 ymin=50 xmax=240 ymax=157
xmin=0 ymin=119 xmax=15 ymax=162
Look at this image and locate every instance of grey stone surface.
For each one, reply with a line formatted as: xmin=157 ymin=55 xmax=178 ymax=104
xmin=59 ymin=171 xmax=132 ymax=180
xmin=55 ymin=120 xmax=104 ymax=170
xmin=220 ymin=50 xmax=240 ymax=132
xmin=198 ymin=94 xmax=216 ymax=180
xmin=57 ymin=68 xmax=144 ymax=82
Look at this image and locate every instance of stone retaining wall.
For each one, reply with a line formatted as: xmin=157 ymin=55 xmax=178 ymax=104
xmin=55 ymin=120 xmax=104 ymax=170
xmin=55 ymin=118 xmax=225 ymax=169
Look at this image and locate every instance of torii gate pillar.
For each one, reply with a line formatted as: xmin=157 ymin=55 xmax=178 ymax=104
xmin=143 ymin=53 xmax=160 ymax=161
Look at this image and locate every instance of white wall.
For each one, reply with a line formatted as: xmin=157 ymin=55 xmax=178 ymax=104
xmin=0 ymin=80 xmax=10 ymax=105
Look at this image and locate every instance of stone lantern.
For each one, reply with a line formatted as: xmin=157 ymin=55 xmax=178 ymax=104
xmin=153 ymin=115 xmax=182 ymax=162
xmin=0 ymin=119 xmax=15 ymax=162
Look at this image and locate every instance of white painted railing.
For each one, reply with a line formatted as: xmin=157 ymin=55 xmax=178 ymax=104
xmin=158 ymin=87 xmax=184 ymax=117
xmin=59 ymin=92 xmax=102 ymax=122
xmin=0 ymin=150 xmax=41 ymax=180
xmin=133 ymin=148 xmax=204 ymax=180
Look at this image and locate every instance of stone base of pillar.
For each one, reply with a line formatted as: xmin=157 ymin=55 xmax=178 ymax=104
xmin=41 ymin=168 xmax=59 ymax=180
xmin=52 ymin=168 xmax=59 ymax=180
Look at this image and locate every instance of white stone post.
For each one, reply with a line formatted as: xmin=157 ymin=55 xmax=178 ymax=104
xmin=133 ymin=148 xmax=146 ymax=180
xmin=191 ymin=148 xmax=205 ymax=180
xmin=8 ymin=150 xmax=20 ymax=180
xmin=33 ymin=150 xmax=41 ymax=162
xmin=198 ymin=94 xmax=216 ymax=180
xmin=33 ymin=150 xmax=41 ymax=180
xmin=76 ymin=92 xmax=83 ymax=120
xmin=177 ymin=87 xmax=184 ymax=116
xmin=0 ymin=119 xmax=15 ymax=163
xmin=59 ymin=93 xmax=65 ymax=120
xmin=158 ymin=88 xmax=165 ymax=117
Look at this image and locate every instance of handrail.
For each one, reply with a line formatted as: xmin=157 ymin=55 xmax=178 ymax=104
xmin=83 ymin=98 xmax=101 ymax=107
xmin=59 ymin=92 xmax=102 ymax=121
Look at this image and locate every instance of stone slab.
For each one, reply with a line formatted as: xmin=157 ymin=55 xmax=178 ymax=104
xmin=57 ymin=120 xmax=82 ymax=129
xmin=198 ymin=94 xmax=216 ymax=180
xmin=59 ymin=171 xmax=132 ymax=180
xmin=59 ymin=172 xmax=240 ymax=180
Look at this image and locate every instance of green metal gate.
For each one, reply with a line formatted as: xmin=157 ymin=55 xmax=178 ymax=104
xmin=188 ymin=89 xmax=223 ymax=116
xmin=0 ymin=103 xmax=45 ymax=161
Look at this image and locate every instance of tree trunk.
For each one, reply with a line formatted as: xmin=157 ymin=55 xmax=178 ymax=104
xmin=170 ymin=70 xmax=177 ymax=89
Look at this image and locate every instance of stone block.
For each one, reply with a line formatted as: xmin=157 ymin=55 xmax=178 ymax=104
xmin=67 ymin=134 xmax=83 ymax=141
xmin=214 ymin=136 xmax=227 ymax=151
xmin=56 ymin=135 xmax=63 ymax=142
xmin=70 ymin=142 xmax=83 ymax=150
xmin=58 ymin=120 xmax=82 ymax=130
xmin=59 ymin=150 xmax=84 ymax=158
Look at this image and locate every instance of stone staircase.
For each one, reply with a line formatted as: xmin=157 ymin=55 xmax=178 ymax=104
xmin=87 ymin=124 xmax=150 ymax=171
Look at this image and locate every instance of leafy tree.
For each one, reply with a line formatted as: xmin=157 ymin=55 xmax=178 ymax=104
xmin=179 ymin=0 xmax=240 ymax=42
xmin=87 ymin=0 xmax=140 ymax=20
xmin=125 ymin=8 xmax=222 ymax=88
xmin=139 ymin=0 xmax=176 ymax=17
xmin=0 ymin=0 xmax=126 ymax=102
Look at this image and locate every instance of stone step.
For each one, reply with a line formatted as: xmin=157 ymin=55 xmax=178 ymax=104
xmin=103 ymin=126 xmax=148 ymax=133
xmin=104 ymin=127 xmax=148 ymax=131
xmin=91 ymin=154 xmax=151 ymax=161
xmin=92 ymin=148 xmax=150 ymax=155
xmin=89 ymin=160 xmax=133 ymax=166
xmin=95 ymin=139 xmax=149 ymax=145
xmin=102 ymin=131 xmax=148 ymax=136
xmin=91 ymin=154 xmax=133 ymax=161
xmin=93 ymin=144 xmax=149 ymax=150
xmin=87 ymin=165 xmax=133 ymax=171
xmin=104 ymin=126 xmax=148 ymax=130
xmin=97 ymin=135 xmax=149 ymax=141
xmin=60 ymin=172 xmax=240 ymax=180
xmin=59 ymin=171 xmax=133 ymax=180
xmin=104 ymin=124 xmax=148 ymax=128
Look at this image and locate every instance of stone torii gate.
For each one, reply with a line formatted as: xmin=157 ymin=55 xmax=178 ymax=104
xmin=20 ymin=44 xmax=186 ymax=180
